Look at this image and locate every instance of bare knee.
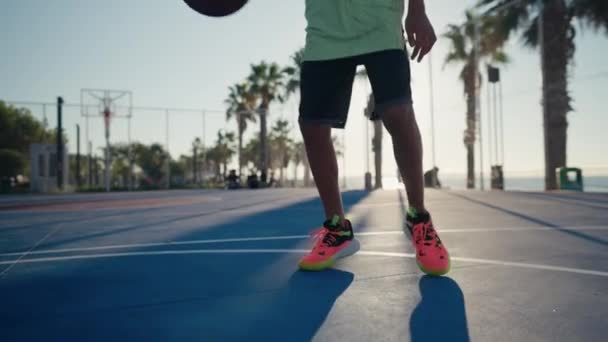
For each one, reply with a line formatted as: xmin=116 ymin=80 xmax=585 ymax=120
xmin=380 ymin=104 xmax=416 ymax=136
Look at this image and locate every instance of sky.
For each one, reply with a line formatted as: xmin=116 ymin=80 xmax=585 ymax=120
xmin=1 ymin=0 xmax=607 ymax=182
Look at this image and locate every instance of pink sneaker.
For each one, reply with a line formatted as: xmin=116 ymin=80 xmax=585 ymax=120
xmin=299 ymin=216 xmax=360 ymax=271
xmin=406 ymin=210 xmax=450 ymax=276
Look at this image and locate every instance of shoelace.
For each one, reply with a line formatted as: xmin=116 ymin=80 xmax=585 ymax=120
xmin=413 ymin=222 xmax=442 ymax=248
xmin=310 ymin=227 xmax=339 ymax=248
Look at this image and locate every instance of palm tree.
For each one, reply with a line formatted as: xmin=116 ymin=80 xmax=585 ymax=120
xmin=132 ymin=143 xmax=169 ymax=188
xmin=283 ymin=48 xmax=313 ymax=186
xmin=208 ymin=130 xmax=236 ymax=181
xmin=247 ymin=61 xmax=286 ymax=181
xmin=444 ymin=10 xmax=508 ymax=188
xmin=242 ymin=134 xmax=261 ymax=172
xmin=221 ymin=131 xmax=236 ymax=179
xmin=283 ymin=48 xmax=304 ymax=100
xmin=225 ymin=82 xmax=257 ymax=179
xmin=270 ymin=119 xmax=293 ymax=186
xmin=478 ymin=0 xmax=608 ymax=189
xmin=108 ymin=144 xmax=134 ymax=188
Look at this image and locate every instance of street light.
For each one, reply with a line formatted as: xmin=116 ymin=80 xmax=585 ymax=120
xmin=472 ymin=0 xmax=545 ymax=190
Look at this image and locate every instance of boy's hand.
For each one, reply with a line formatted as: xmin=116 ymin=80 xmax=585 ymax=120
xmin=405 ymin=11 xmax=436 ymax=63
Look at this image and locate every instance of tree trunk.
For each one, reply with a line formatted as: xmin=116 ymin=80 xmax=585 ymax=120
xmin=279 ymin=165 xmax=284 ymax=186
xmin=373 ymin=120 xmax=383 ymax=189
xmin=463 ymin=65 xmax=477 ymax=189
xmin=466 ymin=144 xmax=475 ymax=189
xmin=542 ymin=0 xmax=571 ymax=190
xmin=259 ymin=107 xmax=268 ymax=181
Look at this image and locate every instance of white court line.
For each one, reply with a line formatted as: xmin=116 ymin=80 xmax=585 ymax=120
xmin=362 ymin=225 xmax=608 ymax=234
xmin=0 ymin=225 xmax=606 ymax=258
xmin=357 ymin=251 xmax=608 ymax=277
xmin=0 ymin=249 xmax=308 ymax=265
xmin=0 ymin=248 xmax=607 ymax=278
xmin=0 ymin=227 xmax=59 ymax=278
xmin=0 ymin=235 xmax=311 ymax=257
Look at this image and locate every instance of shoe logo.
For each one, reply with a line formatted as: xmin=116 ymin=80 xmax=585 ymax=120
xmin=318 ymin=251 xmax=326 ymax=256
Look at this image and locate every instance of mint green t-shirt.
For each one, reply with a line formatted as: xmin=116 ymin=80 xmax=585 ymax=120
xmin=303 ymin=0 xmax=406 ymax=61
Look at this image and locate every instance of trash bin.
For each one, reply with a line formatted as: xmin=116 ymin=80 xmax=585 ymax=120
xmin=557 ymin=167 xmax=583 ymax=191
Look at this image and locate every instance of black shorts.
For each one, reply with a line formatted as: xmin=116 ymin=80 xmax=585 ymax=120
xmin=299 ymin=49 xmax=412 ymax=129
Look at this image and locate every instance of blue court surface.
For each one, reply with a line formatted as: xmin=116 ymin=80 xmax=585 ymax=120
xmin=0 ymin=189 xmax=607 ymax=341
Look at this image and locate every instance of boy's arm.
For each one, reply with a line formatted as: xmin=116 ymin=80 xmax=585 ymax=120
xmin=405 ymin=0 xmax=436 ymax=63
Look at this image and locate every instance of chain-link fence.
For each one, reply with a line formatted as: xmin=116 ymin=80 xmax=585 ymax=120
xmin=4 ymin=98 xmax=352 ymax=192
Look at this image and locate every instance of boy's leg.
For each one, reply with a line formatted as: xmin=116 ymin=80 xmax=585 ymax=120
xmin=382 ymin=103 xmax=425 ymax=212
xmin=298 ymin=57 xmax=356 ymax=223
xmin=362 ymin=49 xmax=425 ymax=211
xmin=297 ymin=57 xmax=360 ymax=271
xmin=300 ymin=123 xmax=345 ymax=222
xmin=384 ymin=106 xmax=450 ymax=275
xmin=364 ymin=49 xmax=450 ymax=275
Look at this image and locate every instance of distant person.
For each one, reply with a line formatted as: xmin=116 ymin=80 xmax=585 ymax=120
xmin=226 ymin=169 xmax=240 ymax=189
xmin=260 ymin=171 xmax=267 ymax=184
xmin=424 ymin=167 xmax=441 ymax=188
xmin=297 ymin=0 xmax=450 ymax=275
xmin=227 ymin=169 xmax=238 ymax=183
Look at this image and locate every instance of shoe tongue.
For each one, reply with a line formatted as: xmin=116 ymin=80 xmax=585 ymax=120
xmin=324 ymin=215 xmax=344 ymax=231
xmin=330 ymin=215 xmax=340 ymax=226
xmin=408 ymin=209 xmax=430 ymax=224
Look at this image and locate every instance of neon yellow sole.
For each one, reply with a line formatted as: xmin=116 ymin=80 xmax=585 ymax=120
xmin=416 ymin=258 xmax=451 ymax=276
xmin=298 ymin=258 xmax=335 ymax=271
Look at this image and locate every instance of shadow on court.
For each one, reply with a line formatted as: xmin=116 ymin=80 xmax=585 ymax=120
xmin=12 ymin=190 xmax=373 ymax=253
xmin=447 ymin=191 xmax=608 ymax=246
xmin=0 ymin=190 xmax=367 ymax=341
xmin=243 ymin=269 xmax=354 ymax=341
xmin=410 ymin=276 xmax=470 ymax=342
xmin=396 ymin=190 xmax=470 ymax=341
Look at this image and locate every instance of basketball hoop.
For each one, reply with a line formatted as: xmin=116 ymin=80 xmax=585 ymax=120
xmin=80 ymin=88 xmax=133 ymax=192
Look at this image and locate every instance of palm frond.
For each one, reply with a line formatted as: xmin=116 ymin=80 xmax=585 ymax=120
xmin=442 ymin=25 xmax=468 ymax=66
xmin=520 ymin=15 xmax=539 ymax=48
xmin=574 ymin=0 xmax=608 ymax=34
xmin=491 ymin=50 xmax=509 ymax=64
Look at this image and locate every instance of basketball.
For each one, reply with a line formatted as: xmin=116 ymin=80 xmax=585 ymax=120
xmin=182 ymin=0 xmax=248 ymax=17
